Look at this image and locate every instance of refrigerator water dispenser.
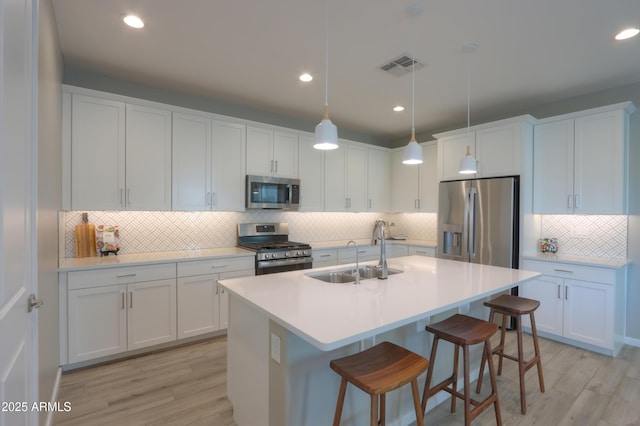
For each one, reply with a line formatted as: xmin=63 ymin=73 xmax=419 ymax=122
xmin=442 ymin=224 xmax=463 ymax=256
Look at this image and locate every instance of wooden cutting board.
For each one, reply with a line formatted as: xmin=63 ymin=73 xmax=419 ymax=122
xmin=75 ymin=215 xmax=97 ymax=257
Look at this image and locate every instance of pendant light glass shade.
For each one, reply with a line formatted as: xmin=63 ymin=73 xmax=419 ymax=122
xmin=402 ymin=130 xmax=423 ymax=164
xmin=314 ymin=0 xmax=338 ymax=150
xmin=314 ymin=106 xmax=338 ymax=150
xmin=459 ymin=145 xmax=477 ymax=174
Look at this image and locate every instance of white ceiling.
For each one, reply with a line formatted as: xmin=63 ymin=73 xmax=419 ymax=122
xmin=51 ymin=0 xmax=640 ymax=143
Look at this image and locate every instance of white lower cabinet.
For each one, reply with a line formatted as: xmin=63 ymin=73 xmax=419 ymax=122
xmin=312 ymin=248 xmax=338 ymax=268
xmin=408 ymin=245 xmax=436 ymax=257
xmin=177 ymin=257 xmax=254 ymax=338
xmin=520 ymin=259 xmax=625 ymax=356
xmin=67 ymin=263 xmax=177 ymax=364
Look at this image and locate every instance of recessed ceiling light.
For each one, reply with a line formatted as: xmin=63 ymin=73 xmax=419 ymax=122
xmin=299 ymin=73 xmax=313 ymax=82
xmin=615 ymin=28 xmax=639 ymax=40
xmin=393 ymin=106 xmax=405 ymax=112
xmin=124 ymin=15 xmax=144 ymax=29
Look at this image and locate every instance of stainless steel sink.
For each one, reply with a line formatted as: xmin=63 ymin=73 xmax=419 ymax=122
xmin=306 ymin=266 xmax=403 ymax=284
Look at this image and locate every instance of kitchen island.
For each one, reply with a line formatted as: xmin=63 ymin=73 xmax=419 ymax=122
xmin=218 ymin=255 xmax=540 ymax=426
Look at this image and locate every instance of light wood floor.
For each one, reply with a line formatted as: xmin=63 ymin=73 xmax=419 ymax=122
xmin=54 ymin=333 xmax=640 ymax=425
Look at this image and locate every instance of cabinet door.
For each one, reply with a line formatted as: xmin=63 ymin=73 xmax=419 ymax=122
xmin=574 ymin=110 xmax=626 ymax=214
xmin=475 ymin=123 xmax=522 ymax=177
xmin=172 ymin=113 xmax=212 ymax=211
xmin=126 ymin=104 xmax=172 ymax=210
xmin=418 ymin=142 xmax=438 ymax=212
xmin=68 ymin=285 xmax=127 ymax=363
xmin=127 ymin=279 xmax=177 ymax=350
xmin=71 ymin=94 xmax=125 ymax=210
xmin=177 ymin=274 xmax=220 ymax=338
xmin=367 ymin=148 xmax=390 ymax=212
xmin=312 ymin=248 xmax=338 ymax=267
xmin=391 ymin=244 xmax=409 ymax=258
xmin=273 ymin=131 xmax=298 ymax=178
xmin=246 ymin=126 xmax=274 ymax=176
xmin=212 ymin=120 xmax=246 ymax=211
xmin=563 ymin=279 xmax=613 ymax=349
xmin=533 ymin=119 xmax=574 ymax=214
xmin=408 ymin=246 xmax=435 ymax=257
xmin=391 ymin=149 xmax=419 ymax=212
xmin=519 ymin=275 xmax=563 ymax=336
xmin=298 ymin=135 xmax=325 ymax=211
xmin=346 ymin=144 xmax=368 ymax=211
xmin=438 ymin=132 xmax=474 ymax=181
xmin=324 ymin=147 xmax=347 ymax=211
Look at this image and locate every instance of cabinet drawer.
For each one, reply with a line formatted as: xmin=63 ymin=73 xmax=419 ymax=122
xmin=68 ymin=263 xmax=176 ymax=290
xmin=338 ymin=245 xmax=379 ymax=263
xmin=312 ymin=249 xmax=338 ymax=265
xmin=408 ymin=246 xmax=435 ymax=257
xmin=522 ymin=259 xmax=615 ymax=285
xmin=178 ymin=256 xmax=254 ymax=277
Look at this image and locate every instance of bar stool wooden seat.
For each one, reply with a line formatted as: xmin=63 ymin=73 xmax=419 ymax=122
xmin=476 ymin=294 xmax=545 ymax=414
xmin=421 ymin=314 xmax=502 ymax=426
xmin=330 ymin=341 xmax=429 ymax=426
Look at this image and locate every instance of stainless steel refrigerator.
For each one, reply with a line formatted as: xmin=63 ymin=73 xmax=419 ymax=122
xmin=437 ymin=176 xmax=519 ymax=269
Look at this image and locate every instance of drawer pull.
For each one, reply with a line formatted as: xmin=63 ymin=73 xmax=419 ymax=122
xmin=415 ymin=250 xmax=427 ymax=254
xmin=357 ymin=250 xmax=367 ymax=254
xmin=557 ymin=285 xmax=561 ymax=299
xmin=211 ymin=264 xmax=228 ymax=269
xmin=565 ymin=286 xmax=568 ymax=300
xmin=553 ymin=269 xmax=573 ymax=274
xmin=319 ymin=254 xmax=332 ymax=258
xmin=129 ymin=292 xmax=133 ymax=308
xmin=116 ymin=273 xmax=137 ymax=279
xmin=121 ymin=293 xmax=125 ymax=310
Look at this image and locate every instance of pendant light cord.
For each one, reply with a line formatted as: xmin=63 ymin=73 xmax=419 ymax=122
xmin=467 ymin=50 xmax=470 ymax=137
xmin=324 ymin=0 xmax=329 ymax=108
xmin=411 ymin=11 xmax=416 ymax=134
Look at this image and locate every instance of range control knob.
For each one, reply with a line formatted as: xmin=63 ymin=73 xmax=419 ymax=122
xmin=264 ymin=253 xmax=271 ymax=259
xmin=296 ymin=250 xmax=302 ymax=256
xmin=285 ymin=251 xmax=290 ymax=257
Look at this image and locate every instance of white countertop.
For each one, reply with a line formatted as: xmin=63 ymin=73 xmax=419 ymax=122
xmin=522 ymin=253 xmax=630 ymax=269
xmin=58 ymin=247 xmax=254 ymax=271
xmin=218 ymin=255 xmax=541 ymax=351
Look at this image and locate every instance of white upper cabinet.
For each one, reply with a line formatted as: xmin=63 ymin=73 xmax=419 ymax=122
xmin=70 ymin=94 xmax=126 ymax=211
xmin=391 ymin=142 xmax=437 ymax=212
xmin=346 ymin=144 xmax=368 ymax=211
xmin=324 ymin=145 xmax=347 ymax=211
xmin=125 ymin=104 xmax=172 ymax=210
xmin=324 ymin=142 xmax=372 ymax=212
xmin=533 ymin=102 xmax=635 ymax=214
xmin=435 ymin=115 xmax=534 ymax=181
xmin=367 ymin=147 xmax=391 ymax=212
xmin=246 ymin=126 xmax=298 ymax=178
xmin=298 ymin=134 xmax=325 ymax=212
xmin=172 ymin=113 xmax=246 ymax=211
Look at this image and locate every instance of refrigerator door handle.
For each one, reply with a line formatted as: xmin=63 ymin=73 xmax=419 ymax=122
xmin=468 ymin=187 xmax=477 ymax=260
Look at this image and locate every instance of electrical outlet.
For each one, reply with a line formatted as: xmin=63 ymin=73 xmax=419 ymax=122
xmin=271 ymin=333 xmax=281 ymax=364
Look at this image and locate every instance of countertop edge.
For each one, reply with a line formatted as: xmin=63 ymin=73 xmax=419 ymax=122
xmin=522 ymin=253 xmax=630 ymax=269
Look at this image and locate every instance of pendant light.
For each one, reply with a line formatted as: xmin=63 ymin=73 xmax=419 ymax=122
xmin=314 ymin=0 xmax=338 ymax=150
xmin=459 ymin=43 xmax=478 ymax=174
xmin=402 ymin=5 xmax=423 ymax=165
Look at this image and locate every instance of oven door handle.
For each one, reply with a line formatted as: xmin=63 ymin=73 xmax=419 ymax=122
xmin=257 ymin=257 xmax=313 ymax=269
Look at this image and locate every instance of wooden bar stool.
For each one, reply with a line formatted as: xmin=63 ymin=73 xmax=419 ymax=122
xmin=421 ymin=314 xmax=502 ymax=426
xmin=330 ymin=341 xmax=429 ymax=426
xmin=476 ymin=294 xmax=545 ymax=414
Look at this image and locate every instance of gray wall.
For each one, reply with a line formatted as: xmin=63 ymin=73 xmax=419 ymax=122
xmin=37 ymin=0 xmax=63 ymax=415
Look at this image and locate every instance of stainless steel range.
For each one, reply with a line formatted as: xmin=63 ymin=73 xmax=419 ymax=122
xmin=237 ymin=223 xmax=312 ymax=275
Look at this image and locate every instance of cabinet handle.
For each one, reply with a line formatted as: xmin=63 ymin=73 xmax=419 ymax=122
xmin=116 ymin=273 xmax=137 ymax=279
xmin=575 ymin=194 xmax=581 ymax=209
xmin=216 ymin=287 xmax=219 ymax=295
xmin=121 ymin=292 xmax=125 ymax=310
xmin=275 ymin=160 xmax=278 ymax=173
xmin=565 ymin=286 xmax=568 ymax=300
xmin=319 ymin=254 xmax=332 ymax=258
xmin=557 ymin=284 xmax=561 ymax=299
xmin=567 ymin=195 xmax=573 ymax=209
xmin=129 ymin=291 xmax=133 ymax=308
xmin=415 ymin=250 xmax=427 ymax=255
xmin=368 ymin=199 xmax=372 ymax=209
xmin=553 ymin=268 xmax=573 ymax=273
xmin=211 ymin=264 xmax=228 ymax=269
xmin=357 ymin=250 xmax=366 ymax=254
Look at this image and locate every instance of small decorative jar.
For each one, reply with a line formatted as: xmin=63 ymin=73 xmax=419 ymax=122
xmin=538 ymin=238 xmax=558 ymax=253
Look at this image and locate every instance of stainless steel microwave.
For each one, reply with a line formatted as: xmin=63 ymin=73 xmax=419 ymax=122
xmin=246 ymin=175 xmax=300 ymax=210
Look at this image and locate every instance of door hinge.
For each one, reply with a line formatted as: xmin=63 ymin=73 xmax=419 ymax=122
xmin=28 ymin=294 xmax=43 ymax=312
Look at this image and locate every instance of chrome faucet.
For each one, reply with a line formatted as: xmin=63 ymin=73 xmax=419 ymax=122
xmin=371 ymin=220 xmax=388 ymax=279
xmin=346 ymin=240 xmax=360 ymax=285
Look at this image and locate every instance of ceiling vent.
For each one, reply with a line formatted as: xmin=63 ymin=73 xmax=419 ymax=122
xmin=379 ymin=54 xmax=425 ymax=76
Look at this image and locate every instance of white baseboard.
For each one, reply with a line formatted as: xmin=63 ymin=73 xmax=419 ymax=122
xmin=624 ymin=336 xmax=640 ymax=348
xmin=45 ymin=367 xmax=62 ymax=426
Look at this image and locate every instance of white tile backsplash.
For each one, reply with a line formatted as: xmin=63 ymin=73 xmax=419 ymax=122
xmin=63 ymin=211 xmax=438 ymax=257
xmin=540 ymin=215 xmax=627 ymax=259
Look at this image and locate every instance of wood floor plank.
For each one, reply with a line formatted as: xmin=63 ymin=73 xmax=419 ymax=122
xmin=54 ymin=333 xmax=640 ymax=426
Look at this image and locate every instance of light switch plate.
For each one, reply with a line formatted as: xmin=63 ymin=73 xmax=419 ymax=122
xmin=271 ymin=332 xmax=281 ymax=364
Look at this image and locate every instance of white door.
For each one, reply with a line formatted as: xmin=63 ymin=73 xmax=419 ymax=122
xmin=127 ymin=279 xmax=177 ymax=351
xmin=298 ymin=135 xmax=324 ymax=212
xmin=0 ymin=0 xmax=38 ymax=424
xmin=520 ymin=275 xmax=564 ymax=336
xmin=391 ymin=149 xmax=419 ymax=212
xmin=563 ymin=279 xmax=613 ymax=348
xmin=211 ymin=120 xmax=246 ymax=211
xmin=346 ymin=144 xmax=368 ymax=211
